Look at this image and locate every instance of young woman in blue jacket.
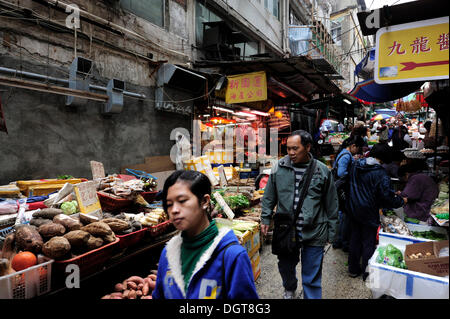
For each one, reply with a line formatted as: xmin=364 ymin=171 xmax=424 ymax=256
xmin=152 ymin=170 xmax=259 ymax=299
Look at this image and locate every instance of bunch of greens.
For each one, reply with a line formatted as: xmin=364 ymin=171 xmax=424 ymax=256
xmin=376 ymin=244 xmax=407 ymax=269
xmin=412 ymin=230 xmax=447 ymax=240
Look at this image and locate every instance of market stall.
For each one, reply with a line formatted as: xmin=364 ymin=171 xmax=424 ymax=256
xmin=0 ymin=162 xmax=177 ymax=299
xmin=366 ymin=178 xmax=449 ymax=299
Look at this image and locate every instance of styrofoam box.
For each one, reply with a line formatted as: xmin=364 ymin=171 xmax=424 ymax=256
xmin=0 ymin=257 xmax=53 ymax=299
xmin=379 ymin=223 xmax=448 ymax=251
xmin=366 ymin=239 xmax=449 ymax=299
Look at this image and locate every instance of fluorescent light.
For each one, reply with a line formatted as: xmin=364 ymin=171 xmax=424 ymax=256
xmin=212 ymin=106 xmax=235 ymax=114
xmin=234 ymin=111 xmax=256 ymax=118
xmin=343 ymin=99 xmax=352 ymax=104
xmin=251 ymin=110 xmax=270 ymax=117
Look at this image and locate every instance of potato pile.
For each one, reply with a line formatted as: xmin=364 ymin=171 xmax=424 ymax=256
xmin=101 ymin=271 xmax=158 ymax=299
xmin=407 ymin=252 xmax=433 ymax=259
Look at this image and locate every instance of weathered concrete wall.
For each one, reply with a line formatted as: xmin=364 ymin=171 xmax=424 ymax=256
xmin=0 ymin=55 xmax=190 ymax=184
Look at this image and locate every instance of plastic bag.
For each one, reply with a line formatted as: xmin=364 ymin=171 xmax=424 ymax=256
xmin=376 ymin=244 xmax=407 ymax=269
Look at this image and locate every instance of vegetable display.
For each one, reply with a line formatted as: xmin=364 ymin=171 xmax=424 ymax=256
xmin=412 ymin=230 xmax=447 ymax=240
xmin=376 ymin=244 xmax=407 ymax=269
xmin=101 ymin=271 xmax=158 ymax=299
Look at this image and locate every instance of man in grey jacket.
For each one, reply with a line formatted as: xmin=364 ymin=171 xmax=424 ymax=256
xmin=261 ymin=130 xmax=339 ymax=299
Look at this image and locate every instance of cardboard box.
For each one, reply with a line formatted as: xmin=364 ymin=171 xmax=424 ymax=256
xmin=404 ymin=240 xmax=449 ymax=277
xmin=251 ymin=251 xmax=261 ymax=280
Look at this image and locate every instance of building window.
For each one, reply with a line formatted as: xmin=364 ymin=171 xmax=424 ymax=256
xmin=331 ymin=20 xmax=341 ymax=46
xmin=264 ymin=0 xmax=279 ymax=20
xmin=121 ymin=0 xmax=164 ymax=27
xmin=195 ymin=1 xmax=222 ymax=46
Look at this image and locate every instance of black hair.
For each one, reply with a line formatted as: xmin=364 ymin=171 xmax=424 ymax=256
xmin=369 ymin=143 xmax=393 ymax=164
xmin=398 ymin=160 xmax=428 ymax=177
xmin=161 ymin=170 xmax=212 ymax=219
xmin=342 ymin=135 xmax=365 ymax=149
xmin=289 ymin=130 xmax=313 ymax=147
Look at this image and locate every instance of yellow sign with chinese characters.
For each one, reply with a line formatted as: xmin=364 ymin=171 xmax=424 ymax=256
xmin=225 ymin=71 xmax=267 ymax=104
xmin=375 ymin=17 xmax=449 ymax=84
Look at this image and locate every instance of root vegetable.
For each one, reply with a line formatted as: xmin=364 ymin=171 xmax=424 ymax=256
xmin=101 ymin=295 xmax=111 ymax=299
xmin=128 ymin=290 xmax=137 ymax=299
xmin=114 ymin=283 xmax=124 ymax=292
xmin=127 ymin=281 xmax=138 ymax=290
xmin=142 ymin=283 xmax=149 ymax=296
xmin=141 ymin=295 xmax=152 ymax=299
xmin=138 ymin=283 xmax=144 ymax=290
xmin=148 ymin=274 xmax=157 ymax=281
xmin=122 ymin=289 xmax=130 ymax=299
xmin=109 ymin=292 xmax=123 ymax=298
xmin=127 ymin=276 xmax=145 ymax=284
xmin=136 ymin=290 xmax=143 ymax=297
xmin=148 ymin=280 xmax=156 ymax=290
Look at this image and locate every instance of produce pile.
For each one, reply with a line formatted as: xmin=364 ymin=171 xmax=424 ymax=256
xmin=101 ymin=271 xmax=157 ymax=299
xmin=0 ymin=206 xmax=164 ymax=276
xmin=412 ymin=230 xmax=447 ymax=241
xmin=380 ymin=215 xmax=413 ymax=236
xmin=376 ymin=244 xmax=407 ymax=269
xmin=211 ymin=189 xmax=251 ymax=213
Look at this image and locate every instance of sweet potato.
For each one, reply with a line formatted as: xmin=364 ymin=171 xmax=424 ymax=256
xmin=101 ymin=294 xmax=111 ymax=299
xmin=114 ymin=283 xmax=124 ymax=292
xmin=32 ymin=208 xmax=63 ymax=219
xmin=142 ymin=282 xmax=149 ymax=296
xmin=136 ymin=290 xmax=143 ymax=297
xmin=148 ymin=280 xmax=156 ymax=290
xmin=53 ymin=214 xmax=83 ymax=231
xmin=38 ymin=222 xmax=66 ymax=238
xmin=110 ymin=292 xmax=123 ymax=298
xmin=148 ymin=274 xmax=157 ymax=281
xmin=128 ymin=290 xmax=137 ymax=299
xmin=141 ymin=295 xmax=152 ymax=299
xmin=127 ymin=276 xmax=145 ymax=285
xmin=137 ymin=283 xmax=144 ymax=290
xmin=127 ymin=281 xmax=138 ymax=290
xmin=122 ymin=289 xmax=130 ymax=299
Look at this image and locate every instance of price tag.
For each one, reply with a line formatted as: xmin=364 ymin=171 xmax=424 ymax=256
xmin=90 ymin=161 xmax=105 ymax=180
xmin=213 ymin=191 xmax=234 ymax=220
xmin=218 ymin=165 xmax=228 ymax=188
xmin=74 ymin=181 xmax=102 ymax=215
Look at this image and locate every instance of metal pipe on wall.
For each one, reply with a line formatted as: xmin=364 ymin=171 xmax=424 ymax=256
xmin=0 ymin=67 xmax=146 ymax=99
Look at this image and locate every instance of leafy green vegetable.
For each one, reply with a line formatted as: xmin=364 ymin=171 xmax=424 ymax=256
xmin=376 ymin=244 xmax=407 ymax=269
xmin=412 ymin=230 xmax=446 ymax=240
xmin=60 ymin=200 xmax=78 ymax=215
xmin=57 ymin=174 xmax=74 ymax=180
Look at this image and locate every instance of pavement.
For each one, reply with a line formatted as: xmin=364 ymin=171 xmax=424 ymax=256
xmin=255 ymin=240 xmax=374 ymax=299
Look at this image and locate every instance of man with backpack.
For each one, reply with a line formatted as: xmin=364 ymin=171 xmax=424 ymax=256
xmin=332 ymin=136 xmax=365 ymax=252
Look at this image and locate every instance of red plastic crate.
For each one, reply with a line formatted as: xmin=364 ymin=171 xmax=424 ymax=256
xmin=97 ymin=191 xmax=133 ymax=212
xmin=147 ymin=220 xmax=173 ymax=237
xmin=53 ymin=238 xmax=119 ymax=279
xmin=116 ymin=227 xmax=148 ymax=249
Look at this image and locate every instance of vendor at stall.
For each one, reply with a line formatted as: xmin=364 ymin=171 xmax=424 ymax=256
xmin=397 ymin=161 xmax=439 ymax=225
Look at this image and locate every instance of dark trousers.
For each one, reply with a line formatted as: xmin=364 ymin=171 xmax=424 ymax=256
xmin=277 ymin=245 xmax=324 ymax=299
xmin=334 ymin=210 xmax=351 ymax=249
xmin=348 ymin=217 xmax=378 ymax=276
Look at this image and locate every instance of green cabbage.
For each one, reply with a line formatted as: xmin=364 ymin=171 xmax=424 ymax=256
xmin=61 ymin=200 xmax=78 ymax=215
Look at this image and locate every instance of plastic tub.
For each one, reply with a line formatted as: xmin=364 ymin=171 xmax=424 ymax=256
xmin=97 ymin=191 xmax=134 ymax=212
xmin=147 ymin=220 xmax=173 ymax=237
xmin=53 ymin=238 xmax=119 ymax=279
xmin=0 ymin=257 xmax=53 ymax=299
xmin=116 ymin=227 xmax=148 ymax=250
xmin=366 ymin=247 xmax=449 ymax=299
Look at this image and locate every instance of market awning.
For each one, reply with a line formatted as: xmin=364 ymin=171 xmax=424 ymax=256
xmin=292 ymin=93 xmax=362 ymax=119
xmin=194 ymin=56 xmax=342 ymax=108
xmin=374 ymin=108 xmax=398 ymax=117
xmin=348 ymin=78 xmax=424 ymax=103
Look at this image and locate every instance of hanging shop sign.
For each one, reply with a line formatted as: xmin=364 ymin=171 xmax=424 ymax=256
xmin=225 ymin=71 xmax=267 ymax=104
xmin=375 ymin=17 xmax=449 ymax=84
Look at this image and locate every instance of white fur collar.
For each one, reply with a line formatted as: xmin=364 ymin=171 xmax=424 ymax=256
xmin=164 ymin=226 xmax=232 ymax=297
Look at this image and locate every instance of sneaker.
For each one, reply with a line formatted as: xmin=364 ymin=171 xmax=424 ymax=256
xmin=348 ymin=272 xmax=360 ymax=278
xmin=283 ymin=290 xmax=296 ymax=299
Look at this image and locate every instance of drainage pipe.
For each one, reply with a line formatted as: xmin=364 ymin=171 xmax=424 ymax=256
xmin=0 ymin=67 xmax=146 ymax=99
